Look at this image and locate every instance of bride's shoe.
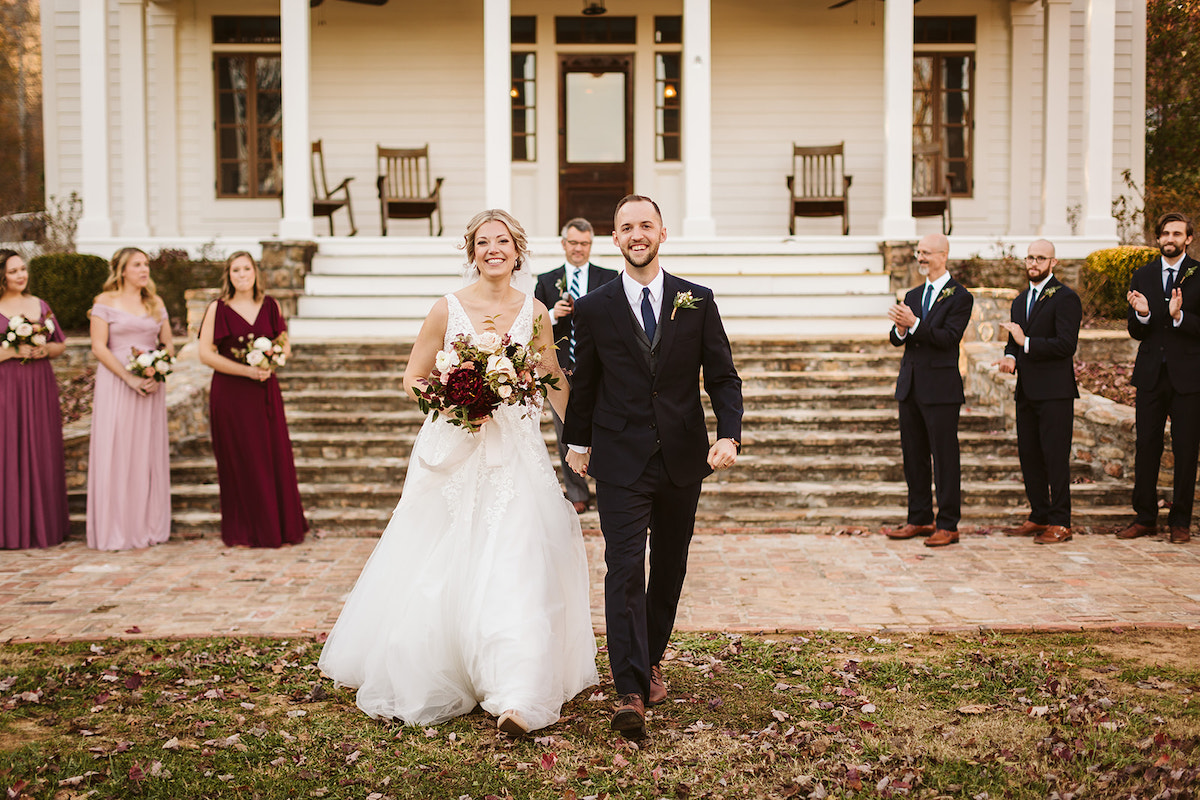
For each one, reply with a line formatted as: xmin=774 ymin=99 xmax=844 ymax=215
xmin=497 ymin=709 xmax=530 ymax=736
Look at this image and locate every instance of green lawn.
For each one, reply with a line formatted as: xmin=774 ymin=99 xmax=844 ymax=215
xmin=0 ymin=631 xmax=1197 ymax=799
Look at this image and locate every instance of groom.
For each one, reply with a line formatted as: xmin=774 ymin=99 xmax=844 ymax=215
xmin=564 ymin=195 xmax=743 ymax=738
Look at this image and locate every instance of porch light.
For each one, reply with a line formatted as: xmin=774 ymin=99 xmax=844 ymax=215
xmin=663 ymin=84 xmax=677 ymax=100
xmin=582 ymin=1 xmax=606 ymax=15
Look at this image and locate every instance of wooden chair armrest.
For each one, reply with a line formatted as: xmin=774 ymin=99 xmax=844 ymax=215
xmin=843 ymin=175 xmax=853 ymax=190
xmin=330 ymin=177 xmax=354 ymax=197
xmin=376 ymin=175 xmax=387 ymax=197
xmin=786 ymin=175 xmax=795 ymax=191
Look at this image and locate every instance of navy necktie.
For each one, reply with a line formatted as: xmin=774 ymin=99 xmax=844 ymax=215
xmin=1027 ymin=287 xmax=1037 ymax=317
xmin=641 ymin=287 xmax=656 ymax=342
xmin=921 ymin=283 xmax=934 ymax=316
xmin=1166 ymin=268 xmax=1176 ymax=297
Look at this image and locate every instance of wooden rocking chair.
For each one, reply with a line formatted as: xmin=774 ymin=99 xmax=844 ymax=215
xmin=911 ymin=142 xmax=953 ymax=235
xmin=786 ymin=143 xmax=852 ymax=236
xmin=377 ymin=145 xmax=445 ymax=236
xmin=269 ymin=139 xmax=358 ymax=236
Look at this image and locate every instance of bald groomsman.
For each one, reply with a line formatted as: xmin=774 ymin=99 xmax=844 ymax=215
xmin=995 ymin=239 xmax=1082 ymax=544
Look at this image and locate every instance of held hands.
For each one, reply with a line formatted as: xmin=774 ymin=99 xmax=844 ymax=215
xmin=998 ymin=321 xmax=1026 ymax=347
xmin=708 ymin=438 xmax=738 ymax=471
xmin=566 ymin=448 xmax=590 ymax=477
xmin=887 ymin=303 xmax=917 ymax=334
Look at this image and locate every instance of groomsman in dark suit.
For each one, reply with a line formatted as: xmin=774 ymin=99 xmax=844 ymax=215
xmin=994 ymin=239 xmax=1082 ymax=544
xmin=1119 ymin=211 xmax=1200 ymax=544
xmin=884 ymin=233 xmax=974 ymax=547
xmin=564 ymin=195 xmax=742 ymax=738
xmin=533 ymin=218 xmax=618 ymax=512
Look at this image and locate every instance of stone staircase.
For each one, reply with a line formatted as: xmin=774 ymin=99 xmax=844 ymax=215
xmin=71 ymin=335 xmax=1132 ymax=539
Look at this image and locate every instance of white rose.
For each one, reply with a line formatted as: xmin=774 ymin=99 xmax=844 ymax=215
xmin=475 ymin=331 xmax=503 ymax=354
xmin=136 ymin=352 xmax=155 ymax=368
xmin=32 ymin=334 xmax=46 ymax=346
xmin=15 ymin=323 xmax=32 ymax=338
xmin=276 ymin=355 xmax=287 ymax=367
xmin=487 ymin=354 xmax=517 ymax=381
xmin=1 ymin=341 xmax=8 ymax=349
xmin=253 ymin=337 xmax=272 ymax=351
xmin=434 ymin=349 xmax=460 ymax=373
xmin=45 ymin=318 xmax=55 ymax=333
xmin=496 ymin=384 xmax=513 ymax=399
xmin=247 ymin=350 xmax=266 ymax=366
xmin=9 ymin=315 xmax=25 ymax=327
xmin=5 ymin=332 xmax=14 ymax=342
xmin=157 ymin=359 xmax=173 ymax=374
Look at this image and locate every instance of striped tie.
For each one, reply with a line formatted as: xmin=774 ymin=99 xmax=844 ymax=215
xmin=568 ymin=268 xmax=581 ymax=365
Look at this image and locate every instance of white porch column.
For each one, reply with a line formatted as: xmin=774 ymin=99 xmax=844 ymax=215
xmin=117 ymin=0 xmax=150 ymax=238
xmin=681 ymin=0 xmax=715 ymax=238
xmin=1040 ymin=0 xmax=1071 ymax=236
xmin=77 ymin=0 xmax=112 ymax=240
xmin=1008 ymin=2 xmax=1040 ymax=234
xmin=483 ymin=0 xmax=511 ymax=211
xmin=279 ymin=1 xmax=313 ymax=240
xmin=148 ymin=2 xmax=179 ymax=237
xmin=879 ymin=0 xmax=915 ymax=240
xmin=1082 ymin=0 xmax=1117 ymax=238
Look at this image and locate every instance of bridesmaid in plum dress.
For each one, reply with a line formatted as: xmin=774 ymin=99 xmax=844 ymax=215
xmin=197 ymin=251 xmax=307 ymax=547
xmin=87 ymin=247 xmax=174 ymax=550
xmin=0 ymin=250 xmax=69 ymax=548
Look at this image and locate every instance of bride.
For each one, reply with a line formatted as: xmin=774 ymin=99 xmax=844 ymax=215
xmin=318 ymin=209 xmax=598 ymax=734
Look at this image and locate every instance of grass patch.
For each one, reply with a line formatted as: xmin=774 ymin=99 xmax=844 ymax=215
xmin=0 ymin=631 xmax=1197 ymax=798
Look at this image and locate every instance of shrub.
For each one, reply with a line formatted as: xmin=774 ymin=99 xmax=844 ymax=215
xmin=149 ymin=249 xmax=223 ymax=335
xmin=27 ymin=252 xmax=109 ymax=331
xmin=1080 ymin=246 xmax=1159 ymax=321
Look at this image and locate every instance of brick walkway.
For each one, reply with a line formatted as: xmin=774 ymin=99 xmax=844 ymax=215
xmin=1 ymin=531 xmax=1197 ymax=643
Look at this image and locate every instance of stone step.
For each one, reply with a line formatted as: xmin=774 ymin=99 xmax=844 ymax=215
xmin=166 ymin=452 xmax=1052 ymax=488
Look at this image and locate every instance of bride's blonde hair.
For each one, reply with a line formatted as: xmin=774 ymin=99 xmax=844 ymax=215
xmin=460 ymin=209 xmax=530 ymax=271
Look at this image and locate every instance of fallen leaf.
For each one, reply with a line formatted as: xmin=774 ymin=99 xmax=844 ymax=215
xmin=540 ymin=752 xmax=558 ymax=770
xmin=956 ymin=704 xmax=991 ymax=715
xmin=161 ymin=737 xmax=181 ymax=751
xmin=125 ymin=626 xmax=142 ymax=634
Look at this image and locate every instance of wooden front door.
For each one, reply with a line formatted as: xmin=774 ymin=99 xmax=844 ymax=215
xmin=558 ymin=54 xmax=634 ymax=236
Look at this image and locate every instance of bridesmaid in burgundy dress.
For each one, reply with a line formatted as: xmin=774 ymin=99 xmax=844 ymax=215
xmin=198 ymin=251 xmax=307 ymax=547
xmin=0 ymin=250 xmax=69 ymax=548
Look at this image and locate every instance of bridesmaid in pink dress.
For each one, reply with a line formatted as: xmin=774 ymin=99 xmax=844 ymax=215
xmin=197 ymin=251 xmax=307 ymax=547
xmin=0 ymin=251 xmax=69 ymax=548
xmin=87 ymin=247 xmax=174 ymax=550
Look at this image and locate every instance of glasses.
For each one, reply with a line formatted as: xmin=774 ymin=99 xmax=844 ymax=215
xmin=1025 ymin=255 xmax=1051 ymax=264
xmin=915 ymin=249 xmax=946 ymax=257
xmin=565 ymin=239 xmax=592 ymax=248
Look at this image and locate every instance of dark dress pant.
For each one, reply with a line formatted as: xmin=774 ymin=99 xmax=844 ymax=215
xmin=595 ymin=450 xmax=702 ymax=700
xmin=1016 ymin=396 xmax=1074 ymax=526
xmin=898 ymin=397 xmax=961 ymax=531
xmin=1133 ymin=367 xmax=1200 ymax=527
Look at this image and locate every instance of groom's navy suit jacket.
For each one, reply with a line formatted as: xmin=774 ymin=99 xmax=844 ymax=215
xmin=563 ymin=271 xmax=743 ymax=488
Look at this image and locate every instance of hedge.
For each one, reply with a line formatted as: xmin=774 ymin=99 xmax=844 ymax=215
xmin=27 ymin=253 xmax=109 ymax=331
xmin=1080 ymin=246 xmax=1159 ymax=320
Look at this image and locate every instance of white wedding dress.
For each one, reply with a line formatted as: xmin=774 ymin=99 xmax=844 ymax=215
xmin=318 ymin=292 xmax=598 ymax=729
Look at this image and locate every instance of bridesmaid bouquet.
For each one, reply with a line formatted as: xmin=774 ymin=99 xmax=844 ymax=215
xmin=414 ymin=329 xmax=558 ymax=433
xmin=126 ymin=347 xmax=175 ymax=382
xmin=2 ymin=314 xmax=53 ymax=362
xmin=232 ymin=332 xmax=288 ymax=372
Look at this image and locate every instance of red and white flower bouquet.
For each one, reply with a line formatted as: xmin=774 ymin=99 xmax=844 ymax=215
xmin=2 ymin=314 xmax=54 ymax=363
xmin=126 ymin=347 xmax=175 ymax=383
xmin=414 ymin=328 xmax=558 ymax=433
xmin=232 ymin=332 xmax=288 ymax=372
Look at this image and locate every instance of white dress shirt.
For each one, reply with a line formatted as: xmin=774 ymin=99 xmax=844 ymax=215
xmin=1136 ymin=254 xmax=1185 ymax=327
xmin=896 ymin=271 xmax=952 ymax=338
xmin=621 ymin=269 xmax=664 ymax=334
xmin=550 ymin=264 xmax=591 ymax=322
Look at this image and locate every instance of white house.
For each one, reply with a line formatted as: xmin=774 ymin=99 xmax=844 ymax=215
xmin=39 ymin=0 xmax=1144 ymax=336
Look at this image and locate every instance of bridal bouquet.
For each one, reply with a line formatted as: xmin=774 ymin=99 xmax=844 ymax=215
xmin=126 ymin=347 xmax=175 ymax=382
xmin=232 ymin=332 xmax=288 ymax=372
xmin=2 ymin=314 xmax=54 ymax=362
xmin=414 ymin=329 xmax=558 ymax=433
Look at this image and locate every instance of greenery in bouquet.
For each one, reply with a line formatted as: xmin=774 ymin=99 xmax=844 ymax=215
xmin=125 ymin=346 xmax=175 ymax=383
xmin=231 ymin=332 xmax=288 ymax=372
xmin=1 ymin=314 xmax=55 ymax=363
xmin=415 ymin=327 xmax=558 ymax=433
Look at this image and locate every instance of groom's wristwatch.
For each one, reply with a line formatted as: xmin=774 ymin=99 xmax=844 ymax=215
xmin=728 ymin=438 xmax=740 ymax=453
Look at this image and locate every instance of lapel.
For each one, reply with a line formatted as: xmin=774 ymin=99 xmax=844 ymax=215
xmin=923 ymin=278 xmax=957 ymax=324
xmin=602 ymin=278 xmax=655 ymax=377
xmin=655 ymin=272 xmax=682 ymax=377
xmin=1025 ymin=276 xmax=1058 ymax=326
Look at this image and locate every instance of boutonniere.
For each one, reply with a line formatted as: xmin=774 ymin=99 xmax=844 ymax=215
xmin=935 ymin=286 xmax=956 ymax=304
xmin=554 ymin=275 xmax=568 ymax=296
xmin=1179 ymin=265 xmax=1198 ymax=286
xmin=1038 ymin=285 xmax=1060 ymax=302
xmin=671 ymin=291 xmax=702 ymax=320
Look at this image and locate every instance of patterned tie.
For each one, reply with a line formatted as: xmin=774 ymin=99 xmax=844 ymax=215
xmin=1027 ymin=287 xmax=1037 ymax=318
xmin=1165 ymin=268 xmax=1176 ymax=298
xmin=567 ymin=268 xmax=581 ymax=365
xmin=641 ymin=287 xmax=656 ymax=342
xmin=922 ymin=283 xmax=934 ymax=316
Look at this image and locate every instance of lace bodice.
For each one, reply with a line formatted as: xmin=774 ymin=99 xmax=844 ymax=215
xmin=444 ymin=292 xmax=534 ymax=349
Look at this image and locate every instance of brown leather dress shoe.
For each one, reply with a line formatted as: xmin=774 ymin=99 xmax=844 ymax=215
xmin=1005 ymin=520 xmax=1048 ymax=537
xmin=924 ymin=529 xmax=959 ymax=547
xmin=885 ymin=524 xmax=935 ymax=540
xmin=1034 ymin=525 xmax=1072 ymax=544
xmin=611 ymin=693 xmax=646 ymax=738
xmin=648 ymin=664 xmax=667 ymax=706
xmin=1170 ymin=526 xmax=1191 ymax=544
xmin=1117 ymin=522 xmax=1156 ymax=539
xmin=571 ymin=501 xmax=589 ymax=514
